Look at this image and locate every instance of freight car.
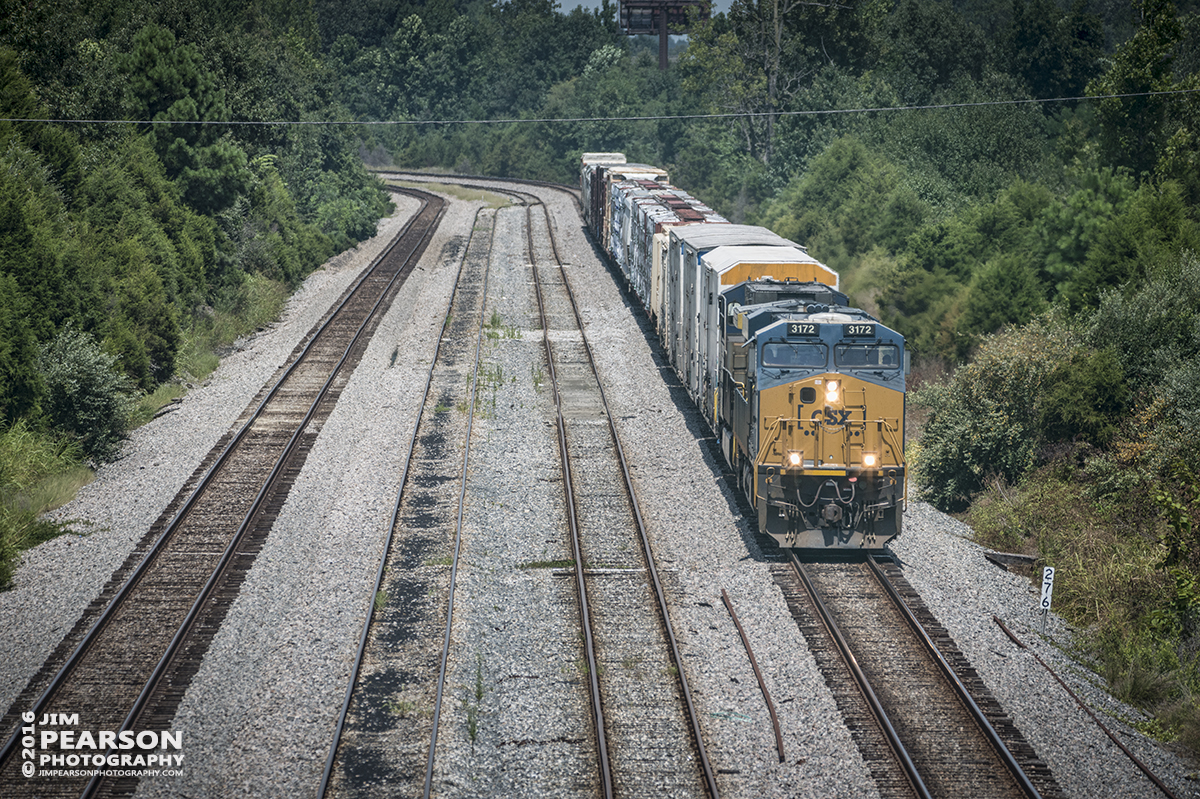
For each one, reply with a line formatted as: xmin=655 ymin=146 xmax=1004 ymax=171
xmin=581 ymin=153 xmax=907 ymax=551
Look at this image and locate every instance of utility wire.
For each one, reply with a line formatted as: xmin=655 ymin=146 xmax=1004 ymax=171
xmin=1 ymin=87 xmax=1197 ymax=127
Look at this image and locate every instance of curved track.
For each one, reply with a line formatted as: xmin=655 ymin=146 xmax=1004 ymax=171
xmin=0 ymin=190 xmax=445 ymax=799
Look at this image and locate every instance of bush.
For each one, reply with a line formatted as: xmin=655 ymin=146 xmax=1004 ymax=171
xmin=912 ymin=312 xmax=1079 ymax=510
xmin=1037 ymin=347 xmax=1129 ymax=448
xmin=967 ymin=466 xmax=1200 ymax=751
xmin=38 ymin=327 xmax=137 ymax=462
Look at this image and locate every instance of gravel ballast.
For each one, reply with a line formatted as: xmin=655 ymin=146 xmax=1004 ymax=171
xmin=1 ymin=178 xmax=1196 ymax=799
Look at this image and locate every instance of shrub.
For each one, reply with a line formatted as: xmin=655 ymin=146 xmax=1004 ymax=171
xmin=37 ymin=326 xmax=137 ymax=462
xmin=912 ymin=312 xmax=1079 ymax=510
xmin=1083 ymin=252 xmax=1200 ymax=500
xmin=1037 ymin=347 xmax=1129 ymax=448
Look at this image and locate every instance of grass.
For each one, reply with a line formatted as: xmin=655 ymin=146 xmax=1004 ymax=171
xmin=129 ymin=381 xmax=188 ymax=427
xmin=483 ymin=310 xmax=519 ymax=341
xmin=0 ymin=420 xmax=93 ymax=588
xmin=178 ymin=272 xmax=289 ymax=383
xmin=475 ymin=362 xmax=506 ymax=418
xmin=387 ymin=697 xmax=418 ymax=717
xmin=967 ymin=466 xmax=1200 ymax=756
xmin=389 ymin=180 xmax=512 ymax=210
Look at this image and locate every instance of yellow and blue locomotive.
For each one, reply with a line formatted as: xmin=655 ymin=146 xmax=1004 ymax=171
xmin=581 ymin=153 xmax=906 ymax=551
xmin=722 ymin=294 xmax=906 ymax=550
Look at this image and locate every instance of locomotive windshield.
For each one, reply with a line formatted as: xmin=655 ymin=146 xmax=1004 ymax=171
xmin=836 ymin=344 xmax=899 ymax=369
xmin=763 ymin=341 xmax=828 ymax=368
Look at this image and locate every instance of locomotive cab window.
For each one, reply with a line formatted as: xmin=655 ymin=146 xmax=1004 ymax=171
xmin=835 ymin=344 xmax=899 ymax=369
xmin=763 ymin=341 xmax=827 ymax=369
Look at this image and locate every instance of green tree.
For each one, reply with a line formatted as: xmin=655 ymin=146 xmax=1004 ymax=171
xmin=960 ymin=254 xmax=1047 ymax=339
xmin=0 ymin=49 xmax=82 ymax=193
xmin=680 ymin=0 xmax=878 ymax=167
xmin=1060 ymin=180 xmax=1200 ymax=310
xmin=1005 ymin=0 xmax=1104 ymax=99
xmin=756 ymin=136 xmax=928 ymax=263
xmin=0 ymin=275 xmax=43 ymax=422
xmin=1088 ymin=0 xmax=1195 ymax=176
xmin=1034 ymin=167 xmax=1135 ymax=294
xmin=119 ymin=24 xmax=250 ymax=214
xmin=874 ymin=0 xmax=988 ymax=103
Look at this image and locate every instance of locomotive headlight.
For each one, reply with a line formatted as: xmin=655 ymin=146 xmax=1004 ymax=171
xmin=787 ymin=451 xmax=802 ymax=468
xmin=863 ymin=453 xmax=878 ymax=468
xmin=825 ymin=380 xmax=840 ymax=403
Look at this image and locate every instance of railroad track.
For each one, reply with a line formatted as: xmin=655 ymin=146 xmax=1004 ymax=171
xmin=525 ymin=198 xmax=717 ymax=798
xmin=319 ymin=197 xmax=496 ymax=799
xmin=322 ymin=182 xmax=717 ymax=798
xmin=0 ymin=189 xmax=445 ymax=799
xmin=774 ymin=554 xmax=1063 ymax=799
xmin=380 ymin=174 xmax=1062 ymax=799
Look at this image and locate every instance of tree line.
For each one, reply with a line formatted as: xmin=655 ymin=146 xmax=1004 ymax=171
xmin=0 ymin=1 xmax=392 ymax=584
xmin=5 ymin=0 xmax=1200 ymax=754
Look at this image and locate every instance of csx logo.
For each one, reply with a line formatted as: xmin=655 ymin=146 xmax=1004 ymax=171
xmin=809 ymin=408 xmax=852 ymax=427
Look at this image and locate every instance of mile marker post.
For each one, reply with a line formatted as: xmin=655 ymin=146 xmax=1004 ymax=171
xmin=1040 ymin=566 xmax=1055 ymax=636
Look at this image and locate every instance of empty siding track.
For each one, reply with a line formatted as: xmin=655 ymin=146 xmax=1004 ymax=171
xmin=774 ymin=554 xmax=1063 ymax=799
xmin=0 ymin=190 xmax=445 ymax=799
xmin=319 ymin=198 xmax=501 ymax=799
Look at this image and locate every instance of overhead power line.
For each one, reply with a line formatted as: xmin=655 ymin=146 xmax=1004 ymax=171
xmin=1 ymin=88 xmax=1197 ymax=127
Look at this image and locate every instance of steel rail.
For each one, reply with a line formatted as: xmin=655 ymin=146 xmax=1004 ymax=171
xmin=421 ymin=208 xmax=498 ymax=799
xmin=864 ymin=558 xmax=1042 ymax=799
xmin=720 ymin=589 xmax=785 ymax=763
xmin=992 ymin=616 xmax=1178 ymax=799
xmin=78 ymin=191 xmax=446 ymax=799
xmin=353 ymin=176 xmax=720 ymax=796
xmin=526 ymin=203 xmax=615 ymax=799
xmin=316 ymin=202 xmax=480 ymax=798
xmin=377 ymin=169 xmax=580 ymax=202
xmin=789 ymin=554 xmax=933 ymax=799
xmin=534 ymin=200 xmax=721 ymax=798
xmin=0 ymin=191 xmax=438 ymax=777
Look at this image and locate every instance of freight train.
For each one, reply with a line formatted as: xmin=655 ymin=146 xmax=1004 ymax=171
xmin=581 ymin=153 xmax=907 ymax=551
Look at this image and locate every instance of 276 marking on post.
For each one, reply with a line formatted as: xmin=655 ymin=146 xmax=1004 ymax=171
xmin=1040 ymin=567 xmax=1055 ymax=612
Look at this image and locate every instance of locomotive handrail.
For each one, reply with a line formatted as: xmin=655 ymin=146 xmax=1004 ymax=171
xmin=880 ymin=419 xmax=908 ymax=504
xmin=754 ymin=417 xmax=788 ymax=467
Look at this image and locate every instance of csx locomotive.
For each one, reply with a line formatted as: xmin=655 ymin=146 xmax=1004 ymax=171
xmin=581 ymin=153 xmax=907 ymax=551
